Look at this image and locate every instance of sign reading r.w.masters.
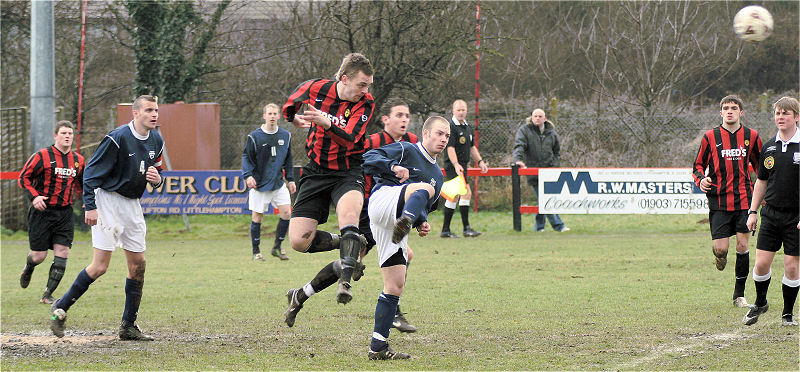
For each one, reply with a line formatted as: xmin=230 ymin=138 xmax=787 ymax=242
xmin=538 ymin=168 xmax=708 ymax=214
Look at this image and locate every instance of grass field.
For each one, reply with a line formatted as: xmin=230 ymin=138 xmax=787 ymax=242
xmin=1 ymin=212 xmax=798 ymax=370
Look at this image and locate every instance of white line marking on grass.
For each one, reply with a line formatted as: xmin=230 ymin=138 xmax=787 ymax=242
xmin=617 ymin=326 xmax=758 ymax=369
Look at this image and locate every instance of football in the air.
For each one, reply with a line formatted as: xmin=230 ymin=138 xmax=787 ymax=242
xmin=733 ymin=5 xmax=773 ymax=42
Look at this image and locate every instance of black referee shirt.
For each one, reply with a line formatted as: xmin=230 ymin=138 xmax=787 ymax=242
xmin=757 ymin=131 xmax=800 ymax=209
xmin=443 ymin=117 xmax=474 ymax=168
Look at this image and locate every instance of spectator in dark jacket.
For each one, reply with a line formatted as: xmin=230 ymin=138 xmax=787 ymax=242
xmin=512 ymin=108 xmax=569 ymax=232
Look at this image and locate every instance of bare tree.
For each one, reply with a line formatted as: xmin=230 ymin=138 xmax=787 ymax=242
xmin=562 ymin=1 xmax=744 ymax=165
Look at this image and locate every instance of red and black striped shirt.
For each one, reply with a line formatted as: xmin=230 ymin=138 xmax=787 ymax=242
xmin=363 ymin=130 xmax=419 ymax=198
xmin=692 ymin=125 xmax=762 ymax=211
xmin=283 ymin=78 xmax=375 ymax=170
xmin=19 ymin=145 xmax=85 ymax=208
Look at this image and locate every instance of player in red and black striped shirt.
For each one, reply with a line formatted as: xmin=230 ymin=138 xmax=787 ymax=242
xmin=17 ymin=121 xmax=85 ymax=304
xmin=283 ymin=98 xmax=420 ymax=331
xmin=692 ymin=95 xmax=763 ymax=308
xmin=282 ymin=53 xmax=375 ymax=305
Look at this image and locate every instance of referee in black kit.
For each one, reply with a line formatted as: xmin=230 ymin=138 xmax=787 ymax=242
xmin=743 ymin=96 xmax=800 ymax=327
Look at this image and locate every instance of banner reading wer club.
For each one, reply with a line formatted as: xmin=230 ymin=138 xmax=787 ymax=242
xmin=140 ymin=170 xmax=252 ymax=214
xmin=537 ymin=168 xmax=709 ymax=214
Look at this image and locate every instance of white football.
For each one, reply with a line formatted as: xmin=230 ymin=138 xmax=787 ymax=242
xmin=733 ymin=5 xmax=773 ymax=42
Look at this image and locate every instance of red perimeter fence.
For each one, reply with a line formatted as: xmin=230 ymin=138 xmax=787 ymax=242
xmin=1 ymin=165 xmax=540 ymax=232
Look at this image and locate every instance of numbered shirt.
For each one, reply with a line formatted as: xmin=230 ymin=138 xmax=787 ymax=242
xmin=241 ymin=126 xmax=294 ymax=191
xmin=83 ymin=122 xmax=164 ymax=210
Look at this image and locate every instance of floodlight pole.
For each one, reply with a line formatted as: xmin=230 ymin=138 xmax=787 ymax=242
xmin=473 ymin=1 xmax=481 ymax=212
xmin=76 ymin=0 xmax=88 ymax=153
xmin=31 ymin=0 xmax=56 ymax=152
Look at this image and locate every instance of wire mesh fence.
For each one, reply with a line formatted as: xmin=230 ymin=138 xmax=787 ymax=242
xmin=219 ymin=110 xmax=778 ymax=170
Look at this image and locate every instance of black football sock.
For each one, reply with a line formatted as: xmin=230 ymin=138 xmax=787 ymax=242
xmin=308 ymin=261 xmax=340 ymax=297
xmin=733 ymin=251 xmax=749 ymax=298
xmin=753 ymin=271 xmax=771 ymax=307
xmin=23 ymin=254 xmax=39 ymax=275
xmin=442 ymin=207 xmax=454 ymax=232
xmin=782 ymin=276 xmax=800 ymax=316
xmin=304 ymin=230 xmax=338 ymax=253
xmin=44 ymin=256 xmax=67 ymax=297
xmin=459 ymin=205 xmax=471 ymax=229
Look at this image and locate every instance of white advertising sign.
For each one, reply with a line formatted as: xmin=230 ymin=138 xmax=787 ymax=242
xmin=537 ymin=168 xmax=708 ymax=214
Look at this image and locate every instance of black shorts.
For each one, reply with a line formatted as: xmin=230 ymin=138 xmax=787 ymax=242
xmin=291 ymin=162 xmax=364 ymax=224
xmin=381 ymin=248 xmax=407 ymax=268
xmin=756 ymin=204 xmax=799 ymax=256
xmin=443 ymin=162 xmax=467 ymax=182
xmin=709 ymin=209 xmax=749 ymax=240
xmin=28 ymin=206 xmax=74 ymax=251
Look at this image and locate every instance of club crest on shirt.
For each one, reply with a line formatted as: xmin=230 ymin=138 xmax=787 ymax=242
xmin=344 ymin=108 xmax=351 ymax=118
xmin=764 ymin=156 xmax=774 ymax=169
xmin=794 ymin=152 xmax=800 ymax=164
xmin=459 ymin=136 xmax=466 ymax=144
xmin=149 ymin=150 xmax=155 ymax=159
xmin=744 ymin=139 xmax=750 ymax=147
xmin=74 ymin=161 xmax=79 ymax=168
xmin=278 ymin=139 xmax=285 ymax=146
xmin=430 ymin=178 xmax=437 ymax=187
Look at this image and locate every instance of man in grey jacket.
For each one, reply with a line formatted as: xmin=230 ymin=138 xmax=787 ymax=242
xmin=513 ymin=108 xmax=569 ymax=232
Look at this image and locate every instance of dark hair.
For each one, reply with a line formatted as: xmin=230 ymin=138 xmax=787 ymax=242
xmin=133 ymin=95 xmax=158 ymax=111
xmin=334 ymin=53 xmax=373 ymax=81
xmin=719 ymin=95 xmax=744 ymax=111
xmin=54 ymin=120 xmax=73 ymax=134
xmin=380 ymin=98 xmax=408 ymax=117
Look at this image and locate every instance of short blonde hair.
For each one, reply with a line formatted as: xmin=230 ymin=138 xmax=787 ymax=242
xmin=773 ymin=96 xmax=800 ymax=117
xmin=334 ymin=53 xmax=373 ymax=81
xmin=263 ymin=103 xmax=279 ymax=115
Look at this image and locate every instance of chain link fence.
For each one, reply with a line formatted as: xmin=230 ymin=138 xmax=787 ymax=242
xmin=218 ymin=107 xmax=778 ymax=211
xmin=219 ymin=109 xmax=778 ymax=170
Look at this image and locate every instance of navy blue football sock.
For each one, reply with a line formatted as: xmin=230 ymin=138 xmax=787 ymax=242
xmin=370 ymin=292 xmax=400 ymax=352
xmin=57 ymin=269 xmax=95 ymax=312
xmin=274 ymin=218 xmax=290 ymax=247
xmin=250 ymin=221 xmax=261 ymax=254
xmin=122 ymin=278 xmax=144 ymax=326
xmin=401 ymin=189 xmax=429 ymax=222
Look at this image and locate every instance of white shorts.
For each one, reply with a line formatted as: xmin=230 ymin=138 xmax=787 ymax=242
xmin=368 ymin=185 xmax=408 ymax=266
xmin=248 ymin=184 xmax=291 ymax=214
xmin=91 ymin=188 xmax=146 ymax=252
